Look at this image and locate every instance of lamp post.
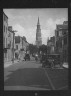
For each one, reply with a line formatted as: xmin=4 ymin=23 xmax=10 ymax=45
xmin=12 ymin=30 xmax=17 ymax=64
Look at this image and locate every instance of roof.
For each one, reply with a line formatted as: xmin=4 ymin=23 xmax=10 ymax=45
xmin=57 ymin=24 xmax=68 ymax=30
xmin=22 ymin=36 xmax=26 ymax=42
xmin=8 ymin=26 xmax=14 ymax=33
xmin=63 ymin=21 xmax=68 ymax=25
xmin=50 ymin=36 xmax=55 ymax=41
xmin=3 ymin=11 xmax=8 ymax=19
xmin=15 ymin=36 xmax=29 ymax=44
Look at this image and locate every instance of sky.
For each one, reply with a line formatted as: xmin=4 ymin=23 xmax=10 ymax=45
xmin=3 ymin=8 xmax=68 ymax=45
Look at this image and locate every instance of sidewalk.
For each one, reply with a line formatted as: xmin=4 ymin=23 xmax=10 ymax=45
xmin=4 ymin=59 xmax=19 ymax=68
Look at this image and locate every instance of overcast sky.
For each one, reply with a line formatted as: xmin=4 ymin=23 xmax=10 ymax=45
xmin=3 ymin=8 xmax=68 ymax=45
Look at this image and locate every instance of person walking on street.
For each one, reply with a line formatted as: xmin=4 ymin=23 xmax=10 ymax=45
xmin=35 ymin=54 xmax=38 ymax=62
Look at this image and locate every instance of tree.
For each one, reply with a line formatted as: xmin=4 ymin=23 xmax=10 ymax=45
xmin=38 ymin=44 xmax=47 ymax=54
xmin=28 ymin=44 xmax=38 ymax=55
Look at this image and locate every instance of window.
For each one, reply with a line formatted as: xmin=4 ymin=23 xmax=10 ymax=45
xmin=6 ymin=27 xmax=7 ymax=33
xmin=59 ymin=41 xmax=62 ymax=48
xmin=10 ymin=41 xmax=11 ymax=46
xmin=4 ymin=15 xmax=5 ymax=21
xmin=56 ymin=31 xmax=59 ymax=37
xmin=6 ymin=38 xmax=7 ymax=48
xmin=8 ymin=41 xmax=11 ymax=48
xmin=16 ymin=45 xmax=18 ymax=50
xmin=56 ymin=41 xmax=58 ymax=48
xmin=59 ymin=30 xmax=62 ymax=37
xmin=3 ymin=37 xmax=5 ymax=48
xmin=64 ymin=37 xmax=67 ymax=45
xmin=8 ymin=32 xmax=10 ymax=37
xmin=4 ymin=25 xmax=5 ymax=32
xmin=6 ymin=18 xmax=7 ymax=23
xmin=62 ymin=30 xmax=67 ymax=35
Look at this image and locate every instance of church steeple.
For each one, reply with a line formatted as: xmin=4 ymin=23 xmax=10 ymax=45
xmin=36 ymin=17 xmax=42 ymax=48
xmin=37 ymin=17 xmax=40 ymax=25
xmin=37 ymin=17 xmax=40 ymax=29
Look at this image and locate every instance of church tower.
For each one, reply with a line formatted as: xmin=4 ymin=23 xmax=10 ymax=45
xmin=36 ymin=17 xmax=42 ymax=48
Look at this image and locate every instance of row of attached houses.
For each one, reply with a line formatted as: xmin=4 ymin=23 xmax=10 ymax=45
xmin=3 ymin=11 xmax=9 ymax=62
xmin=55 ymin=21 xmax=68 ymax=63
xmin=3 ymin=11 xmax=29 ymax=63
xmin=15 ymin=36 xmax=29 ymax=60
xmin=47 ymin=21 xmax=68 ymax=63
xmin=3 ymin=11 xmax=16 ymax=62
xmin=7 ymin=26 xmax=15 ymax=62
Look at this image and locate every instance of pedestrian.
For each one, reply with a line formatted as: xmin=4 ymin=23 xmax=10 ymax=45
xmin=35 ymin=54 xmax=38 ymax=61
xmin=18 ymin=55 xmax=20 ymax=61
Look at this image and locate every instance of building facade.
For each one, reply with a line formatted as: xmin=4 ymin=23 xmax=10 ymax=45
xmin=3 ymin=12 xmax=16 ymax=63
xmin=3 ymin=12 xmax=8 ymax=62
xmin=22 ymin=36 xmax=28 ymax=51
xmin=36 ymin=17 xmax=42 ymax=48
xmin=47 ymin=36 xmax=55 ymax=54
xmin=15 ymin=36 xmax=29 ymax=60
xmin=15 ymin=36 xmax=22 ymax=59
xmin=62 ymin=21 xmax=68 ymax=62
xmin=55 ymin=21 xmax=68 ymax=63
xmin=15 ymin=36 xmax=22 ymax=51
xmin=7 ymin=26 xmax=15 ymax=61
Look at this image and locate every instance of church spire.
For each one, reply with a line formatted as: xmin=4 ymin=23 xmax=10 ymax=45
xmin=37 ymin=17 xmax=40 ymax=25
xmin=36 ymin=17 xmax=42 ymax=48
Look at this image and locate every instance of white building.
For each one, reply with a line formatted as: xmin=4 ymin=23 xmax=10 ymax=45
xmin=15 ymin=36 xmax=24 ymax=60
xmin=7 ymin=26 xmax=15 ymax=61
xmin=15 ymin=36 xmax=29 ymax=60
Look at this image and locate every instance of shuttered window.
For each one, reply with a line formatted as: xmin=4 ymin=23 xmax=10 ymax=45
xmin=64 ymin=37 xmax=67 ymax=45
xmin=4 ymin=25 xmax=5 ymax=32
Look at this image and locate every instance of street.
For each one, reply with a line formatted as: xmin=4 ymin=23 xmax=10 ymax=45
xmin=4 ymin=57 xmax=68 ymax=90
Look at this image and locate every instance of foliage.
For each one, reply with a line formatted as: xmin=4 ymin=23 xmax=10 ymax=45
xmin=38 ymin=44 xmax=47 ymax=54
xmin=28 ymin=44 xmax=38 ymax=55
xmin=29 ymin=44 xmax=48 ymax=55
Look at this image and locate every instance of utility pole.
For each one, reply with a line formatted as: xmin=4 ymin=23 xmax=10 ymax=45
xmin=12 ymin=30 xmax=17 ymax=64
